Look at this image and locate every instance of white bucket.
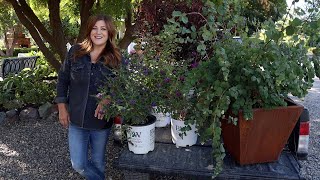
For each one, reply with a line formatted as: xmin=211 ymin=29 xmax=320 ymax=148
xmin=151 ymin=106 xmax=171 ymax=127
xmin=153 ymin=112 xmax=171 ymax=127
xmin=127 ymin=116 xmax=156 ymax=154
xmin=171 ymin=118 xmax=198 ymax=147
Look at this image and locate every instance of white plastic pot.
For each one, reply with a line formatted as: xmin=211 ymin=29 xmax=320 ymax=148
xmin=153 ymin=112 xmax=171 ymax=127
xmin=127 ymin=116 xmax=156 ymax=154
xmin=171 ymin=118 xmax=198 ymax=147
xmin=151 ymin=106 xmax=171 ymax=127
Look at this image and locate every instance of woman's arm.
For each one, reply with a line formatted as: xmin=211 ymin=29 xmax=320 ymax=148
xmin=58 ymin=103 xmax=69 ymax=128
xmin=55 ymin=46 xmax=74 ymax=128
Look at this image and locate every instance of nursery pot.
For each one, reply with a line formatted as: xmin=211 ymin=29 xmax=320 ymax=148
xmin=171 ymin=118 xmax=198 ymax=147
xmin=221 ymin=101 xmax=303 ymax=165
xmin=151 ymin=106 xmax=171 ymax=127
xmin=153 ymin=112 xmax=171 ymax=127
xmin=127 ymin=115 xmax=156 ymax=154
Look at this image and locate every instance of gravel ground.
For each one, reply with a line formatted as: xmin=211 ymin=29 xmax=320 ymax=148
xmin=0 ymin=79 xmax=319 ymax=180
xmin=292 ymin=78 xmax=320 ymax=180
xmin=0 ymin=112 xmax=123 ymax=180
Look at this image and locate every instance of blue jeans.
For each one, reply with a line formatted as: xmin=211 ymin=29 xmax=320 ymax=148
xmin=68 ymin=123 xmax=111 ymax=180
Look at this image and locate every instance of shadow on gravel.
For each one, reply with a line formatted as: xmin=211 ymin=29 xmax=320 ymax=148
xmin=0 ymin=114 xmax=82 ymax=179
xmin=0 ymin=112 xmax=187 ymax=180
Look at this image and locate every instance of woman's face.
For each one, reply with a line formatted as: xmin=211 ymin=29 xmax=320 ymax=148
xmin=90 ymin=20 xmax=109 ymax=48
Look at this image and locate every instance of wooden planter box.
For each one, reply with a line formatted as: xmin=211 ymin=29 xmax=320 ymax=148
xmin=221 ymin=101 xmax=303 ymax=165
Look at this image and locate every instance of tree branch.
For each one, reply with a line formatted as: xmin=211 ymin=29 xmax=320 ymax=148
xmin=7 ymin=0 xmax=55 ymax=45
xmin=8 ymin=0 xmax=61 ymax=70
xmin=77 ymin=0 xmax=95 ymax=43
xmin=48 ymin=0 xmax=67 ymax=60
xmin=118 ymin=7 xmax=137 ymax=49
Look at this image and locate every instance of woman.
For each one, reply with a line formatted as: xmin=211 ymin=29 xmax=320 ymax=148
xmin=55 ymin=15 xmax=121 ymax=180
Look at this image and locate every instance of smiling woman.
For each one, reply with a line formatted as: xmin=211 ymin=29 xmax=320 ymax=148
xmin=90 ymin=20 xmax=109 ymax=59
xmin=55 ymin=14 xmax=121 ymax=180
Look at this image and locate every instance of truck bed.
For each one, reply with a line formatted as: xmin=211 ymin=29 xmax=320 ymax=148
xmin=114 ymin=127 xmax=304 ymax=179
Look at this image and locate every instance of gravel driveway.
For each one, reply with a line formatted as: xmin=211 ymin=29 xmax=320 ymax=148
xmin=293 ymin=78 xmax=320 ymax=180
xmin=0 ymin=112 xmax=128 ymax=180
xmin=0 ymin=79 xmax=319 ymax=180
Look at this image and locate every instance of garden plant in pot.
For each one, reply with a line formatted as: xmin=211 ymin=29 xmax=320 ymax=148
xmin=138 ymin=32 xmax=200 ymax=147
xmin=98 ymin=53 xmax=159 ymax=155
xmin=98 ymin=36 xmax=182 ymax=153
xmin=156 ymin=0 xmax=320 ymax=177
xmin=164 ymin=58 xmax=199 ymax=148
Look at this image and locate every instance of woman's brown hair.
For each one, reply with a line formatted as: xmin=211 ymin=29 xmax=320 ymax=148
xmin=74 ymin=15 xmax=121 ymax=68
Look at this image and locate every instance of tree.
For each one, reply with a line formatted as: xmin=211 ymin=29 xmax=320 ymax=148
xmin=240 ymin=0 xmax=287 ymax=34
xmin=5 ymin=0 xmax=140 ymax=71
xmin=0 ymin=0 xmax=19 ymax=57
xmin=89 ymin=0 xmax=142 ymax=49
xmin=6 ymin=0 xmax=69 ymax=71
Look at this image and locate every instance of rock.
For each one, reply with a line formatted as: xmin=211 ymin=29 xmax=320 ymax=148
xmin=19 ymin=107 xmax=40 ymax=121
xmin=38 ymin=102 xmax=53 ymax=119
xmin=4 ymin=115 xmax=19 ymax=125
xmin=46 ymin=111 xmax=58 ymax=122
xmin=6 ymin=109 xmax=17 ymax=118
xmin=0 ymin=112 xmax=6 ymax=124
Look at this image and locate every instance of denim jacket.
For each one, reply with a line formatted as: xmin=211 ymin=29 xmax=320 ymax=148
xmin=55 ymin=45 xmax=113 ymax=129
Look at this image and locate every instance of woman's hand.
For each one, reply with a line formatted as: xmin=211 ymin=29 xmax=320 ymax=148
xmin=95 ymin=98 xmax=110 ymax=120
xmin=58 ymin=103 xmax=70 ymax=128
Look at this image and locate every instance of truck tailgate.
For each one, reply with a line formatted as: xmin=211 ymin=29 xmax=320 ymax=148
xmin=114 ymin=128 xmax=304 ymax=179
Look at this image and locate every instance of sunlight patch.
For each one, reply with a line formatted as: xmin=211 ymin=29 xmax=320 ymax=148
xmin=0 ymin=143 xmax=20 ymax=157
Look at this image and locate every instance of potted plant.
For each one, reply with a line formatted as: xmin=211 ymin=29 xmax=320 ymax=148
xmin=139 ymin=32 xmax=199 ymax=147
xmin=161 ymin=59 xmax=199 ymax=147
xmin=151 ymin=0 xmax=319 ymax=177
xmin=99 ymin=53 xmax=158 ymax=154
xmin=99 ymin=36 xmax=183 ymax=153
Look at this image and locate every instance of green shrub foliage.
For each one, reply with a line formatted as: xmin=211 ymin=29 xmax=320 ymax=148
xmin=0 ymin=65 xmax=56 ymax=111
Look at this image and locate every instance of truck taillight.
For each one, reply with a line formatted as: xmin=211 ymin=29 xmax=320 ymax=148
xmin=299 ymin=122 xmax=310 ymax=135
xmin=297 ymin=109 xmax=310 ymax=159
xmin=297 ymin=122 xmax=309 ymax=156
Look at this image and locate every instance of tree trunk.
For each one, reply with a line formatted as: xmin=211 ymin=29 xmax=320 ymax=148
xmin=118 ymin=28 xmax=135 ymax=50
xmin=0 ymin=34 xmax=6 ymax=56
xmin=6 ymin=0 xmax=68 ymax=71
xmin=0 ymin=50 xmax=5 ymax=57
xmin=7 ymin=0 xmax=61 ymax=71
xmin=48 ymin=0 xmax=67 ymax=60
xmin=118 ymin=9 xmax=138 ymax=49
xmin=4 ymin=30 xmax=16 ymax=57
xmin=77 ymin=0 xmax=95 ymax=43
xmin=4 ymin=32 xmax=10 ymax=56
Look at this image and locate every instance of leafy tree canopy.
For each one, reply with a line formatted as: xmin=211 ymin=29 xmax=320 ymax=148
xmin=4 ymin=0 xmax=137 ymax=71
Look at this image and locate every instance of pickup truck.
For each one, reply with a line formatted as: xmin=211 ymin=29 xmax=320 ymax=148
xmin=114 ymin=108 xmax=310 ymax=180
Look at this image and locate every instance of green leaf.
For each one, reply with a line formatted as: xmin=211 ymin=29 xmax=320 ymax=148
xmin=4 ymin=80 xmax=14 ymax=92
xmin=286 ymin=26 xmax=295 ymax=36
xmin=167 ymin=18 xmax=176 ymax=24
xmin=291 ymin=18 xmax=302 ymax=26
xmin=197 ymin=43 xmax=206 ymax=53
xmin=181 ymin=15 xmax=188 ymax=24
xmin=172 ymin=11 xmax=182 ymax=17
xmin=215 ymin=86 xmax=223 ymax=95
xmin=220 ymin=143 xmax=225 ymax=153
xmin=310 ymin=21 xmax=318 ymax=29
xmin=202 ymin=29 xmax=213 ymax=41
xmin=191 ymin=25 xmax=196 ymax=32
